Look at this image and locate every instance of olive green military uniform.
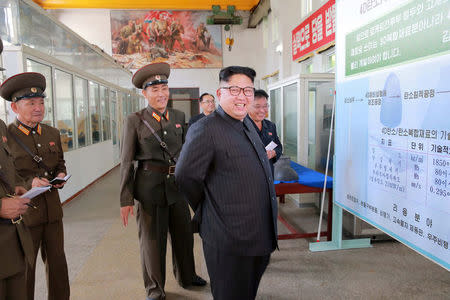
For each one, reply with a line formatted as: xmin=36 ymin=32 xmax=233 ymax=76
xmin=120 ymin=106 xmax=195 ymax=299
xmin=0 ymin=119 xmax=34 ymax=300
xmin=120 ymin=62 xmax=196 ymax=300
xmin=0 ymin=71 xmax=69 ymax=300
xmin=7 ymin=120 xmax=70 ymax=300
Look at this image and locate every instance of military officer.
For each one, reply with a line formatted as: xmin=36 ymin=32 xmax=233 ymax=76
xmin=120 ymin=62 xmax=206 ymax=300
xmin=0 ymin=39 xmax=34 ymax=300
xmin=2 ymin=72 xmax=70 ymax=300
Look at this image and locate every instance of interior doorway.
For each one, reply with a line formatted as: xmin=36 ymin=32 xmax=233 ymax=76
xmin=168 ymin=88 xmax=200 ymax=124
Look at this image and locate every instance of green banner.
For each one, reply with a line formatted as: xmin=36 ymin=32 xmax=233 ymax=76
xmin=345 ymin=0 xmax=450 ymax=76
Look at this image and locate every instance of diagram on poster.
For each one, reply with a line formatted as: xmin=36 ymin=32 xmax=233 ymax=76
xmin=334 ymin=0 xmax=450 ymax=270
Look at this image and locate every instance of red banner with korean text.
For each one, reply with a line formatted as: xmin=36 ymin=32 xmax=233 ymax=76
xmin=292 ymin=0 xmax=336 ymax=61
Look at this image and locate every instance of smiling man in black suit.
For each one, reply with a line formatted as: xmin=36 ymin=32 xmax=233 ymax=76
xmin=175 ymin=66 xmax=278 ymax=300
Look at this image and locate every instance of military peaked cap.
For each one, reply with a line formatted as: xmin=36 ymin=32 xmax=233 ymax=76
xmin=0 ymin=72 xmax=46 ymax=102
xmin=132 ymin=62 xmax=170 ymax=89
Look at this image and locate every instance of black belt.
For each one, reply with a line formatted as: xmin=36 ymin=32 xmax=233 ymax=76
xmin=0 ymin=215 xmax=22 ymax=225
xmin=139 ymin=161 xmax=176 ymax=175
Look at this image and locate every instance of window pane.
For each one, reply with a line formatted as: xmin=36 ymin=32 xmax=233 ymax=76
xmin=0 ymin=71 xmax=7 ymax=122
xmin=54 ymin=69 xmax=74 ymax=152
xmin=269 ymin=88 xmax=282 ymax=135
xmin=283 ymin=83 xmax=298 ymax=162
xmin=26 ymin=59 xmax=54 ymax=126
xmin=89 ymin=81 xmax=100 ymax=144
xmin=110 ymin=90 xmax=118 ymax=145
xmin=100 ymin=86 xmax=110 ymax=141
xmin=74 ymin=76 xmax=89 ymax=148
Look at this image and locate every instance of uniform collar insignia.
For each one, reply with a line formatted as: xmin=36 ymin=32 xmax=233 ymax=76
xmin=18 ymin=124 xmax=30 ymax=136
xmin=2 ymin=136 xmax=7 ymax=143
xmin=17 ymin=121 xmax=42 ymax=136
xmin=268 ymin=132 xmax=272 ymax=136
xmin=152 ymin=111 xmax=161 ymax=122
xmin=164 ymin=110 xmax=169 ymax=121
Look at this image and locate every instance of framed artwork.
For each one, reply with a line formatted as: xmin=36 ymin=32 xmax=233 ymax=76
xmin=111 ymin=10 xmax=223 ymax=69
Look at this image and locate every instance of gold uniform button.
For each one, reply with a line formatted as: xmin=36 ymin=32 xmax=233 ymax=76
xmin=37 ymin=144 xmax=41 ymax=147
xmin=166 ymin=175 xmax=170 ymax=179
xmin=163 ymin=131 xmax=167 ymax=135
xmin=32 ymin=131 xmax=36 ymax=134
xmin=44 ymin=172 xmax=48 ymax=176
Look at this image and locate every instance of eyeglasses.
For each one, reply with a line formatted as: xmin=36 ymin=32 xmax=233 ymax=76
xmin=220 ymin=86 xmax=255 ymax=97
xmin=202 ymin=100 xmax=215 ymax=104
xmin=253 ymin=104 xmax=269 ymax=110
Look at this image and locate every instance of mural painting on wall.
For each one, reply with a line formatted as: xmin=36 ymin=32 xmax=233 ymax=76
xmin=111 ymin=10 xmax=223 ymax=69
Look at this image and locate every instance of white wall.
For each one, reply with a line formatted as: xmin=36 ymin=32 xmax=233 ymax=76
xmin=49 ymin=9 xmax=113 ymax=55
xmin=48 ymin=2 xmax=334 ymax=89
xmin=48 ymin=10 xmax=263 ymax=95
xmin=60 ymin=141 xmax=117 ymax=202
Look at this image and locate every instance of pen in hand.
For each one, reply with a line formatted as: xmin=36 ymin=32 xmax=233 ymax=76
xmin=6 ymin=194 xmax=37 ymax=209
xmin=25 ymin=202 xmax=37 ymax=209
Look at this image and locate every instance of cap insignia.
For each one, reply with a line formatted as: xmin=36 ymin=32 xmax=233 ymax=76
xmin=155 ymin=75 xmax=161 ymax=80
xmin=31 ymin=87 xmax=37 ymax=93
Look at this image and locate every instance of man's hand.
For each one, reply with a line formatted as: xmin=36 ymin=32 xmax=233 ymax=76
xmin=120 ymin=206 xmax=134 ymax=227
xmin=32 ymin=177 xmax=50 ymax=188
xmin=266 ymin=149 xmax=276 ymax=160
xmin=0 ymin=196 xmax=30 ymax=219
xmin=53 ymin=172 xmax=67 ymax=189
xmin=15 ymin=186 xmax=27 ymax=196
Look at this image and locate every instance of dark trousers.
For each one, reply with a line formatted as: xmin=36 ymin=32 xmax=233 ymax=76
xmin=203 ymin=242 xmax=270 ymax=300
xmin=136 ymin=200 xmax=195 ymax=300
xmin=0 ymin=271 xmax=26 ymax=300
xmin=26 ymin=220 xmax=69 ymax=300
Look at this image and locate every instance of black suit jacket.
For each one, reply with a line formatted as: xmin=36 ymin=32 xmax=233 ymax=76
xmin=188 ymin=113 xmax=205 ymax=127
xmin=249 ymin=118 xmax=283 ymax=174
xmin=175 ymin=106 xmax=278 ymax=256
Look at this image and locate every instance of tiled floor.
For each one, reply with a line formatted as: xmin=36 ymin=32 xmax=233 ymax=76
xmin=34 ymin=168 xmax=449 ymax=299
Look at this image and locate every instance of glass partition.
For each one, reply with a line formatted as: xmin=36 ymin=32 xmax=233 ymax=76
xmin=0 ymin=66 xmax=7 ymax=122
xmin=307 ymin=80 xmax=334 ymax=173
xmin=54 ymin=69 xmax=74 ymax=151
xmin=269 ymin=88 xmax=282 ymax=136
xmin=110 ymin=90 xmax=118 ymax=145
xmin=74 ymin=76 xmax=89 ymax=147
xmin=0 ymin=0 xmax=133 ymax=89
xmin=26 ymin=59 xmax=54 ymax=126
xmin=283 ymin=83 xmax=298 ymax=161
xmin=100 ymin=85 xmax=110 ymax=141
xmin=89 ymin=81 xmax=100 ymax=144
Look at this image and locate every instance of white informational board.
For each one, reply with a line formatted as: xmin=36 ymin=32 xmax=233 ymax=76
xmin=335 ymin=0 xmax=450 ymax=270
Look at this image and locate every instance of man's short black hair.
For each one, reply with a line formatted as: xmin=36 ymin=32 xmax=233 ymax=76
xmin=219 ymin=66 xmax=256 ymax=83
xmin=199 ymin=93 xmax=214 ymax=102
xmin=254 ymin=89 xmax=269 ymax=99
